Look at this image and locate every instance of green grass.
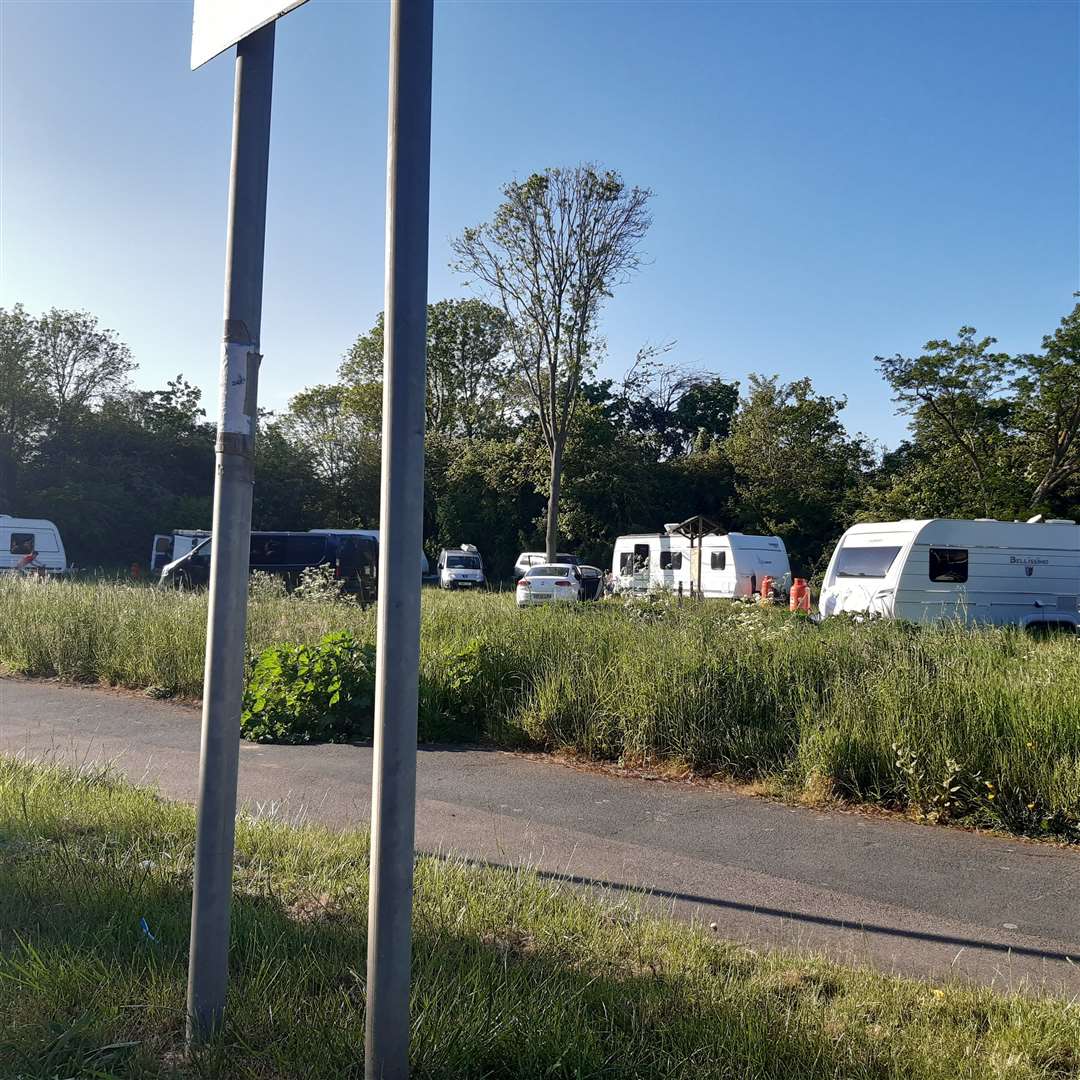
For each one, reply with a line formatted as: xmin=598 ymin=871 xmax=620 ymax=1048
xmin=1 ymin=578 xmax=1079 ymax=839
xmin=1 ymin=758 xmax=1078 ymax=1079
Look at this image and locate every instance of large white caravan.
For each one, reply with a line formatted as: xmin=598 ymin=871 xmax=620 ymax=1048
xmin=612 ymin=529 xmax=791 ymax=598
xmin=819 ymin=518 xmax=1080 ymax=630
xmin=0 ymin=516 xmax=68 ymax=574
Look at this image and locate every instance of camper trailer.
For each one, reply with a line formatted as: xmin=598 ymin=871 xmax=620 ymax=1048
xmin=612 ymin=529 xmax=791 ymax=598
xmin=0 ymin=516 xmax=67 ymax=575
xmin=819 ymin=518 xmax=1080 ymax=630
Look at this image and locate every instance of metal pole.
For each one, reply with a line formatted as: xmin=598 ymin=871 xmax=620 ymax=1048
xmin=365 ymin=1 xmax=433 ymax=1077
xmin=186 ymin=22 xmax=275 ymax=1045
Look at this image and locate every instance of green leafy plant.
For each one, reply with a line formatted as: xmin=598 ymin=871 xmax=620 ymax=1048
xmin=241 ymin=631 xmax=375 ymax=744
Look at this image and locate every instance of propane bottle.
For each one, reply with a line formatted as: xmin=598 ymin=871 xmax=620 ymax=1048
xmin=789 ymin=578 xmax=810 ymax=613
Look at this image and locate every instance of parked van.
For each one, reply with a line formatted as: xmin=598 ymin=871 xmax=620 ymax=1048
xmin=819 ymin=518 xmax=1080 ymax=630
xmin=150 ymin=529 xmax=211 ymax=573
xmin=437 ymin=545 xmax=485 ymax=589
xmin=159 ymin=531 xmax=377 ymax=595
xmin=612 ymin=529 xmax=791 ymax=598
xmin=0 ymin=516 xmax=67 ymax=575
xmin=308 ymin=529 xmax=430 ymax=577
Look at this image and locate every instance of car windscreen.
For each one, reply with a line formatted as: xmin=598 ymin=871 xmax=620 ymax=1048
xmin=834 ymin=545 xmax=902 ymax=579
xmin=556 ymin=554 xmax=579 ymax=564
xmin=525 ymin=565 xmax=570 ymax=577
xmin=446 ymin=555 xmax=480 ymax=569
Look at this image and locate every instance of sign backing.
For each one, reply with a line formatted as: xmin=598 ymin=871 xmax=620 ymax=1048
xmin=192 ymin=0 xmax=309 ymax=69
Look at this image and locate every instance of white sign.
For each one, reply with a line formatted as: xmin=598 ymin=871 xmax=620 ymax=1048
xmin=192 ymin=0 xmax=310 ymax=70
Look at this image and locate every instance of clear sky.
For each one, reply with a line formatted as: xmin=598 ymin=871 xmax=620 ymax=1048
xmin=2 ymin=0 xmax=1077 ymax=448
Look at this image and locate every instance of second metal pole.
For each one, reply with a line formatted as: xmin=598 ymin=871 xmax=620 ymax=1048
xmin=186 ymin=22 xmax=275 ymax=1046
xmin=364 ymin=1 xmax=433 ymax=1077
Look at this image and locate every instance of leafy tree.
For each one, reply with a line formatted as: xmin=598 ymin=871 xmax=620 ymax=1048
xmin=278 ymin=385 xmax=380 ymax=526
xmin=33 ymin=308 xmax=135 ymax=423
xmin=340 ymin=299 xmax=512 ymax=439
xmin=253 ymin=415 xmax=324 ymax=531
xmin=1014 ymin=300 xmax=1080 ymax=508
xmin=876 ymin=329 xmax=1014 ymax=518
xmin=612 ymin=347 xmax=739 ymax=458
xmin=0 ymin=304 xmax=49 ymax=508
xmin=725 ymin=375 xmax=872 ymax=573
xmin=453 ymin=165 xmax=652 ymax=560
xmin=435 ymin=435 xmax=545 ymax=577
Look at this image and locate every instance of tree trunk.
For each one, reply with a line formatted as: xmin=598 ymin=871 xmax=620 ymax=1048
xmin=545 ymin=438 xmax=563 ymax=561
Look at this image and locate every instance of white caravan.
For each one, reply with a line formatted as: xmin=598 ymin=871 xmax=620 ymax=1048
xmin=612 ymin=529 xmax=791 ymax=598
xmin=0 ymin=515 xmax=68 ymax=574
xmin=819 ymin=518 xmax=1080 ymax=630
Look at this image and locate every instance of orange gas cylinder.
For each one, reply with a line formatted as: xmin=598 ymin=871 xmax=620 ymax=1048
xmin=759 ymin=575 xmax=773 ymax=604
xmin=790 ymin=578 xmax=810 ymax=613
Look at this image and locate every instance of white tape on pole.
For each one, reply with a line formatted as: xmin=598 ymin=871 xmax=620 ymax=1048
xmin=192 ymin=0 xmax=309 ymax=69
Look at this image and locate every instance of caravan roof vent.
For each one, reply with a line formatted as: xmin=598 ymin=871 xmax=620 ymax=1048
xmin=1046 ymin=519 xmax=1077 ymax=525
xmin=975 ymin=517 xmax=999 ymax=522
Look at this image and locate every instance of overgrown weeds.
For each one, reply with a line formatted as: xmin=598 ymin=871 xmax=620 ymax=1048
xmin=1 ymin=577 xmax=1078 ymax=839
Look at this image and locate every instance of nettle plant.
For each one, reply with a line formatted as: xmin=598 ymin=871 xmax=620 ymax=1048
xmin=241 ymin=631 xmax=376 ymax=744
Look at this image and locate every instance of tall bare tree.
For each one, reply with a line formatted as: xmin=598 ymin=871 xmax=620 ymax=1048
xmin=453 ymin=165 xmax=652 ymax=559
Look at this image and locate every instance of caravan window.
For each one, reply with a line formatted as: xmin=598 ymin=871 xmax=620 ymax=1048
xmin=710 ymin=551 xmax=726 ymax=571
xmin=835 ymin=546 xmax=901 ymax=578
xmin=9 ymin=533 xmax=34 ymax=555
xmin=929 ymin=548 xmax=968 ymax=583
xmin=619 ymin=552 xmax=633 ymax=574
xmin=659 ymin=550 xmax=683 ymax=570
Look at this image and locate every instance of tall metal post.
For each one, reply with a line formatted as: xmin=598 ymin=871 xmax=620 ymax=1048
xmin=364 ymin=1 xmax=433 ymax=1077
xmin=186 ymin=22 xmax=275 ymax=1045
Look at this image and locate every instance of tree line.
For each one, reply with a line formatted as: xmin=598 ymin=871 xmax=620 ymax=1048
xmin=2 ymin=164 xmax=1077 ymax=577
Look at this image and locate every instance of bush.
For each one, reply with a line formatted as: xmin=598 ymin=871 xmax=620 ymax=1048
xmin=241 ymin=631 xmax=376 ymax=743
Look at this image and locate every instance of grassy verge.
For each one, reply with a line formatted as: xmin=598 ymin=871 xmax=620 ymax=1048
xmin=1 ymin=758 xmax=1078 ymax=1079
xmin=1 ymin=578 xmax=1079 ymax=839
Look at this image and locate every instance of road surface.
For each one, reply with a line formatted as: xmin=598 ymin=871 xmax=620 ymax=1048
xmin=1 ymin=676 xmax=1078 ymax=994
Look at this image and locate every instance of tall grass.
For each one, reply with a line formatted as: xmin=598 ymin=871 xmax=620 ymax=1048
xmin=2 ymin=758 xmax=1079 ymax=1079
xmin=1 ymin=577 xmax=1078 ymax=838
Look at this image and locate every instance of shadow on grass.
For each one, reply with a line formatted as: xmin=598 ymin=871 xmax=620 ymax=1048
xmin=0 ymin=825 xmax=908 ymax=1080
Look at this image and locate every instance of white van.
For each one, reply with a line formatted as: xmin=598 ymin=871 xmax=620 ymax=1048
xmin=612 ymin=529 xmax=791 ymax=598
xmin=819 ymin=518 xmax=1080 ymax=630
xmin=0 ymin=516 xmax=68 ymax=574
xmin=437 ymin=545 xmax=485 ymax=589
xmin=150 ymin=529 xmax=211 ymax=573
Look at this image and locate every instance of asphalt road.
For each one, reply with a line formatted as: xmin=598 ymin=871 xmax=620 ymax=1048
xmin=2 ymin=676 xmax=1078 ymax=995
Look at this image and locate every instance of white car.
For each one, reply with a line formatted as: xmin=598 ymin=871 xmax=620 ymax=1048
xmin=513 ymin=551 xmax=580 ymax=580
xmin=516 ymin=563 xmax=583 ymax=607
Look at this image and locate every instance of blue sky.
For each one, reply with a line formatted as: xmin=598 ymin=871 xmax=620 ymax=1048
xmin=2 ymin=0 xmax=1077 ymax=448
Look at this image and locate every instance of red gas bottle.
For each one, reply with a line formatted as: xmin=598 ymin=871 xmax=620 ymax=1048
xmin=789 ymin=578 xmax=810 ymax=613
